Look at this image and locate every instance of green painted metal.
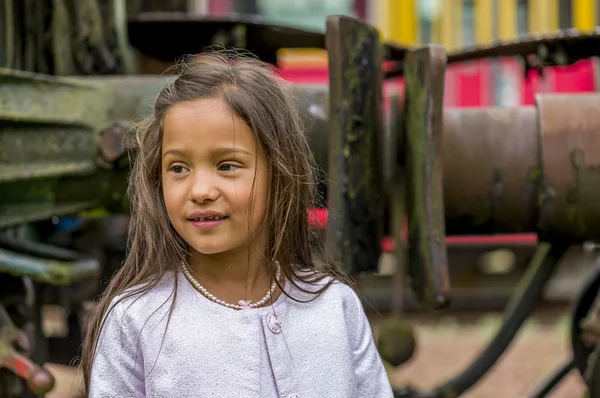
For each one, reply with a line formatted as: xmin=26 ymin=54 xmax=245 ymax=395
xmin=0 ymin=70 xmax=140 ymax=283
xmin=0 ymin=69 xmax=108 ymax=232
xmin=0 ymin=68 xmax=108 ymax=125
xmin=0 ymin=72 xmax=170 ymax=228
xmin=0 ymin=248 xmax=98 ymax=285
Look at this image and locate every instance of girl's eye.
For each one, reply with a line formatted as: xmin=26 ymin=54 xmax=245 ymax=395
xmin=170 ymin=165 xmax=189 ymax=174
xmin=219 ymin=163 xmax=239 ymax=172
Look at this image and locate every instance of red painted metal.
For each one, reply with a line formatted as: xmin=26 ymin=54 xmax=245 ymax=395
xmin=550 ymin=59 xmax=596 ymax=93
xmin=309 ymin=208 xmax=537 ymax=253
xmin=453 ymin=60 xmax=494 ymax=107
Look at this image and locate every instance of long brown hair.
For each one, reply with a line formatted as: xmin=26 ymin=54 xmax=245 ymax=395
xmin=81 ymin=51 xmax=351 ymax=394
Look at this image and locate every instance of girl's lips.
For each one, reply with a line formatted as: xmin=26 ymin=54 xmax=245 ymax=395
xmin=189 ymin=216 xmax=228 ymax=230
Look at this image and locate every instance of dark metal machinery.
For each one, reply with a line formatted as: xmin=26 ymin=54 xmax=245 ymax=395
xmin=323 ymin=16 xmax=600 ymax=398
xmin=4 ymin=3 xmax=600 ymax=396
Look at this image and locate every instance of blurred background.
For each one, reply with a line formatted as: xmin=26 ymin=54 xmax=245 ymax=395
xmin=121 ymin=3 xmax=597 ymax=396
xmin=147 ymin=0 xmax=597 ymax=108
xmin=3 ymin=0 xmax=600 ymax=397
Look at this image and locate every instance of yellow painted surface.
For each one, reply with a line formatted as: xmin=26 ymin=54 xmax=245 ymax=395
xmin=573 ymin=0 xmax=596 ymax=31
xmin=378 ymin=0 xmax=419 ymax=45
xmin=497 ymin=0 xmax=517 ymax=39
xmin=475 ymin=0 xmax=494 ymax=44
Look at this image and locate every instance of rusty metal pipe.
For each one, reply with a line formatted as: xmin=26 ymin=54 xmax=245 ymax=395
xmin=290 ymin=91 xmax=600 ymax=243
xmin=442 ymin=93 xmax=600 ymax=242
xmin=298 ymin=103 xmax=542 ymax=235
xmin=442 ymin=107 xmax=540 ymax=235
xmin=537 ymin=93 xmax=600 ymax=241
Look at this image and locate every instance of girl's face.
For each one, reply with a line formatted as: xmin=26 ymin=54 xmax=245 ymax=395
xmin=161 ymin=97 xmax=270 ymax=257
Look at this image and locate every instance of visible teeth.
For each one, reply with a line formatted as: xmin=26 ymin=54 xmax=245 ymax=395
xmin=192 ymin=216 xmax=222 ymax=222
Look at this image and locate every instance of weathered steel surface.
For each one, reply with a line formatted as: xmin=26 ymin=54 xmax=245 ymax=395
xmin=448 ymin=28 xmax=600 ymax=68
xmin=443 ymin=107 xmax=539 ymax=235
xmin=0 ymin=69 xmax=115 ymax=230
xmin=385 ymin=29 xmax=600 ymax=79
xmin=6 ymin=65 xmax=600 ymax=272
xmin=0 ymin=161 xmax=95 ymax=183
xmin=403 ymin=45 xmax=451 ymax=310
xmin=0 ymin=73 xmax=169 ymax=230
xmin=0 ymin=68 xmax=108 ymax=125
xmin=0 ymin=170 xmax=129 ymax=229
xmin=538 ymin=94 xmax=600 ymax=241
xmin=4 ymin=74 xmax=596 ymax=246
xmin=324 ymin=15 xmax=383 ymax=274
xmin=298 ymin=93 xmax=600 ymax=244
xmin=5 ymin=74 xmax=595 ymax=239
xmin=0 ymin=126 xmax=94 ymax=165
xmin=83 ymin=75 xmax=171 ymax=120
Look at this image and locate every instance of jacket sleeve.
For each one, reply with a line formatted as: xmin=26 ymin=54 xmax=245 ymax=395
xmin=348 ymin=290 xmax=395 ymax=397
xmin=89 ymin=299 xmax=146 ymax=397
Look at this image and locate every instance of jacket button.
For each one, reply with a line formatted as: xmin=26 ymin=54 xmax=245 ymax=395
xmin=266 ymin=313 xmax=281 ymax=334
xmin=288 ymin=395 xmax=300 ymax=398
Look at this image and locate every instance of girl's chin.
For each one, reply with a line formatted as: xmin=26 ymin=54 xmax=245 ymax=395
xmin=189 ymin=241 xmax=240 ymax=256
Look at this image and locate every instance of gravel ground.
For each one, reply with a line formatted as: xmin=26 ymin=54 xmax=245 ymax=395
xmin=44 ymin=307 xmax=586 ymax=398
xmin=381 ymin=308 xmax=587 ymax=398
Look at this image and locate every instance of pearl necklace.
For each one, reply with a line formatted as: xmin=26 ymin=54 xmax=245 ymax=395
xmin=180 ymin=260 xmax=281 ymax=310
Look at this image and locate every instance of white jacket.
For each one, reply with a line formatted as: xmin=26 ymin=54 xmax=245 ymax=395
xmin=89 ymin=271 xmax=394 ymax=398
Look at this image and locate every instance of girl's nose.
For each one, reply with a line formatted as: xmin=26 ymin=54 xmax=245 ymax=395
xmin=190 ymin=172 xmax=219 ymax=203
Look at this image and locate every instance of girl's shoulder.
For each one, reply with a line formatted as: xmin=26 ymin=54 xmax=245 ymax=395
xmin=104 ymin=271 xmax=179 ymax=325
xmin=288 ymin=269 xmax=363 ymax=311
xmin=287 ymin=270 xmax=369 ymax=339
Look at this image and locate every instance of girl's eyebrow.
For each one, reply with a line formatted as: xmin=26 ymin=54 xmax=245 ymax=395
xmin=162 ymin=149 xmax=189 ymax=158
xmin=162 ymin=148 xmax=253 ymax=158
xmin=210 ymin=147 xmax=253 ymax=157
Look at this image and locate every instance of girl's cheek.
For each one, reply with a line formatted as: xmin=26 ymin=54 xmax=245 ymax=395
xmin=227 ymin=185 xmax=252 ymax=209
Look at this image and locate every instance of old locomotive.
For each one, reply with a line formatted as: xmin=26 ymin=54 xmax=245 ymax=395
xmin=2 ymin=3 xmax=600 ymax=397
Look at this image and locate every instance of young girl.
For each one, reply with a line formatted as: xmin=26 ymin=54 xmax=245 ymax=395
xmin=82 ymin=51 xmax=393 ymax=397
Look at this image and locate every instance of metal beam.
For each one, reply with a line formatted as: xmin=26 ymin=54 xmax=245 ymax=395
xmin=324 ymin=15 xmax=384 ymax=274
xmin=403 ymin=45 xmax=451 ymax=309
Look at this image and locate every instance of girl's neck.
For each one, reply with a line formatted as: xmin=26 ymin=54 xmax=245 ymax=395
xmin=188 ymin=249 xmax=270 ymax=287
